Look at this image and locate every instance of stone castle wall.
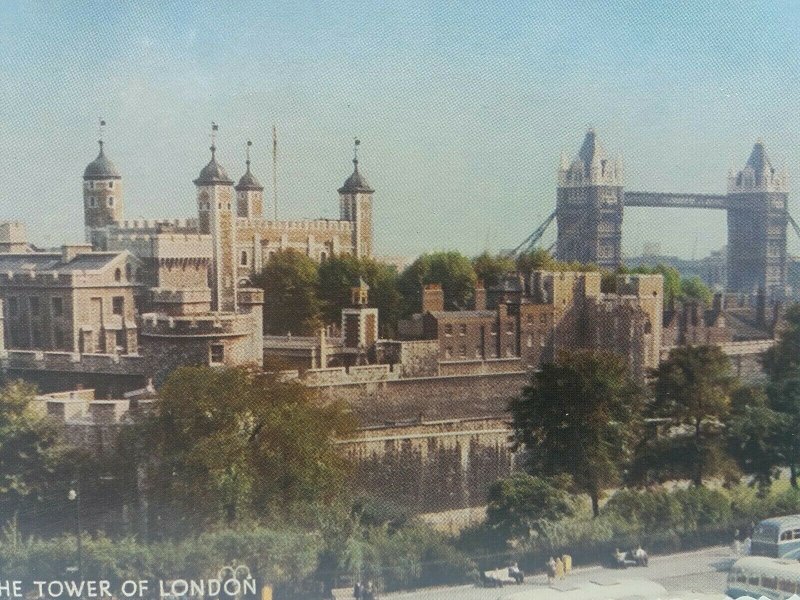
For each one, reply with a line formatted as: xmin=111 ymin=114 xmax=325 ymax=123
xmin=340 ymin=417 xmax=514 ymax=512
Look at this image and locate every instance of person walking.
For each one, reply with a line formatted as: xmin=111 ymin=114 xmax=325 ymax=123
xmin=353 ymin=581 xmax=363 ymax=600
xmin=555 ymin=557 xmax=565 ymax=580
xmin=546 ymin=557 xmax=557 ymax=585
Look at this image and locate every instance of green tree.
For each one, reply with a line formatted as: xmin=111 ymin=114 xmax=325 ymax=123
xmin=680 ymin=276 xmax=713 ymax=306
xmin=141 ymin=367 xmax=354 ymax=536
xmin=510 ymin=350 xmax=643 ymax=516
xmin=0 ymin=381 xmax=64 ymax=533
xmin=251 ymin=249 xmax=322 ymax=335
xmin=485 ymin=474 xmax=575 ymax=542
xmin=472 ymin=251 xmax=515 ymax=288
xmin=317 ymin=255 xmax=402 ymax=337
xmin=515 ymin=248 xmax=556 ymax=277
xmin=398 ymin=251 xmax=477 ymax=314
xmin=763 ymin=303 xmax=800 ymax=381
xmin=625 ymin=264 xmax=682 ymax=305
xmin=762 ymin=305 xmax=800 ymax=488
xmin=652 ymin=346 xmax=736 ymax=486
xmin=726 ymin=385 xmax=782 ymax=496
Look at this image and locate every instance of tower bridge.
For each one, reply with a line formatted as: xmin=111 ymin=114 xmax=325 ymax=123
xmin=520 ymin=130 xmax=793 ymax=296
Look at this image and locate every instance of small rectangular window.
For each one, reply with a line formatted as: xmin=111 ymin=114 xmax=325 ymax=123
xmin=240 ymin=250 xmax=249 ymax=266
xmin=112 ymin=296 xmax=124 ymax=315
xmin=444 ymin=324 xmax=453 ymax=336
xmin=108 ymin=181 xmax=114 ymax=189
xmin=115 ymin=330 xmax=127 ymax=354
xmin=108 ymin=197 xmax=114 ymax=207
xmin=89 ymin=196 xmax=97 ymax=207
xmin=210 ymin=344 xmax=225 ymax=365
xmin=52 ymin=297 xmax=63 ymax=316
xmin=54 ymin=328 xmax=64 ymax=349
xmin=29 ymin=297 xmax=40 ymax=315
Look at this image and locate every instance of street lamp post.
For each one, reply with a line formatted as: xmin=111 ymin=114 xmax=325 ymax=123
xmin=68 ymin=480 xmax=82 ymax=578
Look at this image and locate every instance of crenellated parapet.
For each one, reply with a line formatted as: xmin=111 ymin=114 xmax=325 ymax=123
xmin=112 ymin=218 xmax=199 ymax=232
xmin=139 ymin=311 xmax=257 ymax=338
xmin=0 ymin=349 xmax=146 ymax=374
xmin=238 ymin=218 xmax=354 ymax=233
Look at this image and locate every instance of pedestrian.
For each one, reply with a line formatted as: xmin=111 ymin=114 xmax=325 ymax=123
xmin=353 ymin=581 xmax=362 ymax=600
xmin=547 ymin=557 xmax=556 ymax=585
xmin=743 ymin=537 xmax=752 ymax=556
xmin=508 ymin=561 xmax=524 ymax=584
xmin=555 ymin=556 xmax=565 ymax=580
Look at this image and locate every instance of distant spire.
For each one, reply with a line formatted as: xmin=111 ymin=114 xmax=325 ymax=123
xmin=210 ymin=122 xmax=219 ymax=157
xmin=98 ymin=118 xmax=106 ymax=153
xmin=353 ymin=137 xmax=361 ymax=167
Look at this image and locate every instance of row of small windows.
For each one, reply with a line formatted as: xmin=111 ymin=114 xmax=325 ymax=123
xmin=114 ymin=264 xmax=138 ymax=282
xmin=443 ymin=345 xmax=515 ymax=359
xmin=198 ymin=201 xmax=232 ymax=210
xmin=88 ymin=197 xmax=115 ymax=208
xmin=238 ymin=250 xmax=327 ymax=267
xmin=87 ymin=181 xmax=114 ymax=189
xmin=6 ymin=295 xmax=124 ymax=316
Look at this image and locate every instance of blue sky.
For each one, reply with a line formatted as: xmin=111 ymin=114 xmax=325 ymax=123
xmin=1 ymin=1 xmax=800 ymax=259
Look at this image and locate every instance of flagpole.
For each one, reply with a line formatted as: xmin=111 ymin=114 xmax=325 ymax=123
xmin=272 ymin=124 xmax=278 ymax=221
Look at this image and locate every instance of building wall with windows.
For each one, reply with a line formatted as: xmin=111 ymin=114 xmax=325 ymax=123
xmin=0 ymin=248 xmax=141 ymax=355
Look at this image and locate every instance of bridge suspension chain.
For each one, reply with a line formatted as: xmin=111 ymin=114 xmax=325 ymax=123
xmin=507 ymin=210 xmax=557 ymax=257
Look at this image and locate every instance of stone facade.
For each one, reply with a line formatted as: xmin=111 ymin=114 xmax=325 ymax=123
xmin=0 ymin=249 xmax=141 ymax=355
xmin=556 ymin=129 xmax=624 ymax=268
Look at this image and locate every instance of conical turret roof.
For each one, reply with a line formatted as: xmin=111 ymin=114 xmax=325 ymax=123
xmin=745 ymin=140 xmax=775 ymax=186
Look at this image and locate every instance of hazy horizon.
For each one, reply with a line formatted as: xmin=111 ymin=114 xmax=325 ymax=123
xmin=2 ymin=1 xmax=800 ymax=260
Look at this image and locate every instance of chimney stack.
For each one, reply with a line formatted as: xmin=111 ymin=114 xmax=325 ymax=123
xmin=421 ymin=284 xmax=444 ymax=313
xmin=474 ymin=281 xmax=487 ymax=311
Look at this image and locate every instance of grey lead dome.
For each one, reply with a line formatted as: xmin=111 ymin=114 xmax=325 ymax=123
xmin=194 ymin=146 xmax=233 ymax=185
xmin=235 ymin=161 xmax=263 ymax=191
xmin=83 ymin=141 xmax=122 ymax=180
xmin=338 ymin=158 xmax=374 ymax=194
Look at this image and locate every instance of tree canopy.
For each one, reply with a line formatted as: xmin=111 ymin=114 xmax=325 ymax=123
xmin=398 ymin=251 xmax=477 ymax=314
xmin=317 ymin=255 xmax=402 ymax=336
xmin=472 ymin=252 xmax=515 ymax=288
xmin=651 ymin=345 xmax=736 ymax=486
xmin=485 ymin=474 xmax=575 ymax=542
xmin=251 ymin=249 xmax=322 ymax=335
xmin=139 ymin=367 xmax=354 ymax=536
xmin=509 ymin=350 xmax=643 ymax=516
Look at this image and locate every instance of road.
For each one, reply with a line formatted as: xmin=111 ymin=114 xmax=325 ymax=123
xmin=385 ymin=545 xmax=736 ymax=600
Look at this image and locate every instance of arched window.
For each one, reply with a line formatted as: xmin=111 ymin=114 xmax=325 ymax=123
xmin=114 ymin=268 xmax=121 ymax=282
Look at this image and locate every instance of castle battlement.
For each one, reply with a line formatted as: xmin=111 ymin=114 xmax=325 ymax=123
xmin=113 ymin=218 xmax=199 ymax=232
xmin=139 ymin=311 xmax=257 ymax=337
xmin=0 ymin=349 xmax=146 ymax=374
xmin=239 ymin=218 xmax=354 ymax=232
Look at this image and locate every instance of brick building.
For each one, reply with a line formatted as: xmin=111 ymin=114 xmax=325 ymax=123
xmin=399 ymin=271 xmax=664 ymax=381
